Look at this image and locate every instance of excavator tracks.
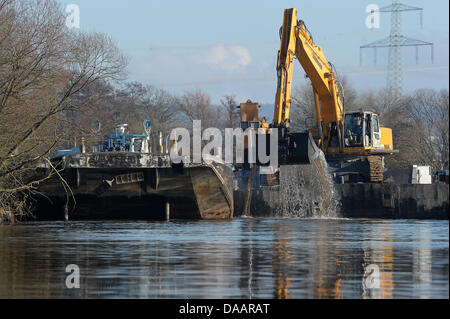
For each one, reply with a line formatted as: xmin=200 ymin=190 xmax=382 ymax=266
xmin=367 ymin=156 xmax=384 ymax=183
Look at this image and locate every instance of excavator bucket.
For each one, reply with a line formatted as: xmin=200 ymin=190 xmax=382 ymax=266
xmin=256 ymin=131 xmax=321 ymax=166
xmin=284 ymin=131 xmax=320 ymax=165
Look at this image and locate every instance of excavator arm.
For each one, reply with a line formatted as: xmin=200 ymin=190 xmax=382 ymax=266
xmin=273 ymin=8 xmax=345 ymax=152
xmin=273 ymin=8 xmax=297 ymax=128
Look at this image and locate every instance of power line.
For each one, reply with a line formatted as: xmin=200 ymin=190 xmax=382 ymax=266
xmin=128 ymin=65 xmax=448 ymax=87
xmin=121 ymin=29 xmax=389 ymax=53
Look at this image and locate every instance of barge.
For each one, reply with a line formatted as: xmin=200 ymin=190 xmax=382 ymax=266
xmin=31 ymin=124 xmax=234 ymax=220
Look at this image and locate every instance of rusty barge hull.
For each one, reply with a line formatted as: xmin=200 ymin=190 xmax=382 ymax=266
xmin=31 ymin=152 xmax=234 ymax=221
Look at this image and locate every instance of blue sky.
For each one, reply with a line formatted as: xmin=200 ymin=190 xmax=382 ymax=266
xmin=60 ymin=0 xmax=449 ymax=104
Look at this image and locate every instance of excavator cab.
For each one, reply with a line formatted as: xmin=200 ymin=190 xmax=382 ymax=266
xmin=344 ymin=111 xmax=382 ymax=149
xmin=344 ymin=112 xmax=365 ymax=147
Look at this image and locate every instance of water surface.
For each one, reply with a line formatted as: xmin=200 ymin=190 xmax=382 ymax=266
xmin=0 ymin=218 xmax=448 ymax=299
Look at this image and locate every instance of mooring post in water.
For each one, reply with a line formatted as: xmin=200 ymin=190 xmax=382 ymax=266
xmin=64 ymin=203 xmax=69 ymax=221
xmin=165 ymin=202 xmax=170 ymax=221
xmin=244 ymin=165 xmax=257 ymax=217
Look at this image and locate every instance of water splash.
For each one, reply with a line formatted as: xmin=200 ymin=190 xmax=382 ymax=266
xmin=278 ymin=151 xmax=340 ymax=218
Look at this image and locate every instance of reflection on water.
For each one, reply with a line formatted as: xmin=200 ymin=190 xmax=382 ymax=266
xmin=0 ymin=219 xmax=448 ymax=299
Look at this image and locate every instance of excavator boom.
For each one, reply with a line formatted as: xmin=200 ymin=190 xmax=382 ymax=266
xmin=241 ymin=8 xmax=396 ymax=182
xmin=273 ymin=9 xmax=395 ymax=159
xmin=273 ymin=8 xmax=345 ymax=152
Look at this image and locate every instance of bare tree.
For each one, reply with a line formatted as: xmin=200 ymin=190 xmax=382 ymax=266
xmin=358 ymin=87 xmax=403 ymax=122
xmin=135 ymin=84 xmax=181 ymax=136
xmin=174 ymin=89 xmax=221 ymax=129
xmin=59 ymin=81 xmax=181 ymax=154
xmin=291 ymin=82 xmax=316 ymax=131
xmin=291 ymin=76 xmax=357 ymax=131
xmin=0 ymin=0 xmax=127 ymax=222
xmin=403 ymin=89 xmax=449 ymax=170
xmin=220 ymin=94 xmax=239 ymax=129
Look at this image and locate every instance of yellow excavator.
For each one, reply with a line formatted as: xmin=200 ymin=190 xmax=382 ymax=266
xmin=240 ymin=8 xmax=397 ymax=182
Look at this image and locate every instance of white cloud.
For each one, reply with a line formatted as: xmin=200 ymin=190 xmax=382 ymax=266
xmin=201 ymin=44 xmax=251 ymax=71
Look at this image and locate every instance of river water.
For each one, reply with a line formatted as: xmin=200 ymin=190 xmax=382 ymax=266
xmin=0 ymin=218 xmax=448 ymax=299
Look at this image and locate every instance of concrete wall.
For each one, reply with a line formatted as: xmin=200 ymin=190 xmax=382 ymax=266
xmin=235 ymin=183 xmax=449 ymax=220
xmin=234 ymin=187 xmax=282 ymax=218
xmin=234 ymin=161 xmax=337 ymax=218
xmin=336 ymin=183 xmax=449 ymax=219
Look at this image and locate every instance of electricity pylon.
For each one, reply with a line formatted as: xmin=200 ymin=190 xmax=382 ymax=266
xmin=360 ymin=0 xmax=434 ymax=99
